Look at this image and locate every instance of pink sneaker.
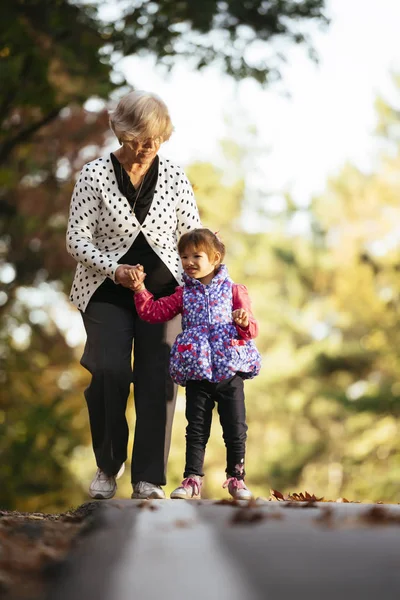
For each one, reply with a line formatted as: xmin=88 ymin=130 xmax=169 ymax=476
xmin=223 ymin=477 xmax=253 ymax=501
xmin=170 ymin=475 xmax=202 ymax=499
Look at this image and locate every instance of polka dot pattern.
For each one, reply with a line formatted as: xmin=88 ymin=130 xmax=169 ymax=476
xmin=66 ymin=154 xmax=201 ymax=312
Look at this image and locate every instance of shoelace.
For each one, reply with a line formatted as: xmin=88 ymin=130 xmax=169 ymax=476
xmin=222 ymin=477 xmax=246 ymax=490
xmin=181 ymin=477 xmax=201 ymax=496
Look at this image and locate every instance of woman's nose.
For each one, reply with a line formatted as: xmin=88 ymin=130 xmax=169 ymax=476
xmin=143 ymin=138 xmax=156 ymax=149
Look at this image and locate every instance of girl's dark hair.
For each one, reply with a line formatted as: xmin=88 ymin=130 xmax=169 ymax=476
xmin=178 ymin=228 xmax=225 ymax=264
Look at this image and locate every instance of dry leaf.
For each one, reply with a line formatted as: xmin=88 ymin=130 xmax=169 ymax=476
xmin=137 ymin=501 xmax=158 ymax=511
xmin=314 ymin=506 xmax=334 ymax=527
xmin=230 ymin=509 xmax=265 ymax=525
xmin=360 ymin=506 xmax=400 ymax=525
xmin=270 ymin=489 xmax=285 ymax=501
xmin=268 ymin=512 xmax=284 ymax=520
xmin=270 ymin=489 xmax=323 ymax=502
xmin=174 ymin=520 xmax=193 ymax=528
xmin=287 ymin=491 xmax=323 ymax=502
xmin=283 ymin=501 xmax=318 ymax=509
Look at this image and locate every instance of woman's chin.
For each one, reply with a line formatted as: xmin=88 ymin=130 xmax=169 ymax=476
xmin=138 ymin=153 xmax=156 ymax=164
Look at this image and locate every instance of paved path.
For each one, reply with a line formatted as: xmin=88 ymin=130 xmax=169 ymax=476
xmin=48 ymin=499 xmax=400 ymax=600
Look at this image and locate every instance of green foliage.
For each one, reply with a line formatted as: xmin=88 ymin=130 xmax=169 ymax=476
xmin=175 ymin=81 xmax=400 ymax=503
xmin=0 ymin=303 xmax=90 ymax=511
xmin=0 ymin=107 xmax=109 ymax=511
xmin=17 ymin=0 xmax=399 ymax=510
xmin=0 ymin=0 xmax=328 ymax=164
xmin=116 ymin=0 xmax=328 ymax=83
xmin=0 ymin=0 xmax=117 ymax=164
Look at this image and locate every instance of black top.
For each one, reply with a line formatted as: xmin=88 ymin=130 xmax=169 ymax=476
xmin=89 ymin=153 xmax=178 ymax=310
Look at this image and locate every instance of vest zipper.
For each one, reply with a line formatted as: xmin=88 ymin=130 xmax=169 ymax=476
xmin=204 ymin=286 xmax=211 ymax=324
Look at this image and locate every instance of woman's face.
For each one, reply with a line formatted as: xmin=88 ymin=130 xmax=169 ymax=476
xmin=122 ymin=136 xmax=162 ymax=165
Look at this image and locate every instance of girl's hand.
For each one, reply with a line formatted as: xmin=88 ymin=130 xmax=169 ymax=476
xmin=115 ymin=264 xmax=146 ymax=290
xmin=128 ymin=264 xmax=147 ymax=292
xmin=232 ymin=308 xmax=249 ymax=328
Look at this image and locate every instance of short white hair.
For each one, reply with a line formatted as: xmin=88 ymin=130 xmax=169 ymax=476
xmin=109 ymin=90 xmax=173 ymax=142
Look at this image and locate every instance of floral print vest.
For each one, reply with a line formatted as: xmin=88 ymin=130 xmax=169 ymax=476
xmin=169 ymin=265 xmax=261 ymax=385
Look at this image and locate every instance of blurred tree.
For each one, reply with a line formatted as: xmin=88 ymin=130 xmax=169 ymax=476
xmin=0 ymin=0 xmax=329 ymax=510
xmin=0 ymin=0 xmax=117 ymax=164
xmin=116 ymin=0 xmax=328 ymax=83
xmin=182 ymin=82 xmax=400 ymax=504
xmin=0 ymin=106 xmax=109 ymax=511
xmin=0 ymin=0 xmax=328 ymax=165
xmin=1 ymin=106 xmax=110 ymax=311
xmin=256 ymin=81 xmax=400 ymax=503
xmin=0 ymin=300 xmax=90 ymax=512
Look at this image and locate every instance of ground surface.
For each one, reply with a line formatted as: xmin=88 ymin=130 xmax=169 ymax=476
xmin=0 ymin=502 xmax=101 ymax=600
xmin=2 ymin=496 xmax=400 ymax=600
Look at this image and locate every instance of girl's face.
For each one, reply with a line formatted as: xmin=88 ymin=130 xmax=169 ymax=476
xmin=180 ymin=246 xmax=221 ymax=285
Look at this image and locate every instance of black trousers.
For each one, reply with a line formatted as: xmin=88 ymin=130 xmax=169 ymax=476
xmin=80 ymin=301 xmax=180 ymax=486
xmin=184 ymin=376 xmax=248 ymax=480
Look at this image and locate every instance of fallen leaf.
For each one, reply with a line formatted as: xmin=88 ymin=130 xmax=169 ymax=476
xmin=270 ymin=489 xmax=323 ymax=502
xmin=269 ymin=512 xmax=284 ymax=520
xmin=360 ymin=506 xmax=400 ymax=525
xmin=230 ymin=509 xmax=265 ymax=525
xmin=286 ymin=491 xmax=323 ymax=502
xmin=314 ymin=506 xmax=334 ymax=527
xmin=270 ymin=489 xmax=285 ymax=501
xmin=283 ymin=501 xmax=318 ymax=509
xmin=174 ymin=520 xmax=193 ymax=528
xmin=137 ymin=501 xmax=158 ymax=511
xmin=213 ymin=499 xmax=240 ymax=506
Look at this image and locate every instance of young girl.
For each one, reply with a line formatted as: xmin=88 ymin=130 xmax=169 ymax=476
xmin=131 ymin=229 xmax=261 ymax=500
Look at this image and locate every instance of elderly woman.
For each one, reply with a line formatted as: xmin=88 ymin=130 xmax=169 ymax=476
xmin=66 ymin=91 xmax=201 ymax=499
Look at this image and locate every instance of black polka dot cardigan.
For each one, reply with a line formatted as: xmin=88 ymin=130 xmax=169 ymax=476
xmin=66 ymin=154 xmax=201 ymax=312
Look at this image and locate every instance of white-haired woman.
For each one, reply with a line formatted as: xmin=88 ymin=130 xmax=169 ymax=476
xmin=66 ymin=91 xmax=201 ymax=499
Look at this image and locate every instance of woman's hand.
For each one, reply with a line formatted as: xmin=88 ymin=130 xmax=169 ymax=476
xmin=115 ymin=264 xmax=146 ymax=290
xmin=232 ymin=308 xmax=249 ymax=328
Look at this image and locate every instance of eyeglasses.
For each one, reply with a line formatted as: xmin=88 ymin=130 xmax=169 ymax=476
xmin=122 ymin=136 xmax=163 ymax=149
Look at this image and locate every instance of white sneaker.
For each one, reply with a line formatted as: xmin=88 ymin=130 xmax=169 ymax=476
xmin=89 ymin=463 xmax=125 ymax=500
xmin=131 ymin=481 xmax=166 ymax=499
xmin=223 ymin=477 xmax=253 ymax=501
xmin=170 ymin=475 xmax=202 ymax=499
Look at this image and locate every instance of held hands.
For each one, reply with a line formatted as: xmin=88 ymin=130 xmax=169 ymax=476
xmin=232 ymin=308 xmax=249 ymax=328
xmin=115 ymin=264 xmax=146 ymax=291
xmin=129 ymin=265 xmax=147 ymax=292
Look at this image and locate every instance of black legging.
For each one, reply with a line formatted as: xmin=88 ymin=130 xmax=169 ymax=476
xmin=80 ymin=301 xmax=181 ymax=485
xmin=184 ymin=375 xmax=248 ymax=479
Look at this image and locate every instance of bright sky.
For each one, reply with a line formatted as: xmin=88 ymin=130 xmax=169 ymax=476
xmin=109 ymin=0 xmax=400 ymax=208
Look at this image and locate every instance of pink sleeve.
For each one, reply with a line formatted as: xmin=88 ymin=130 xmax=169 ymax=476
xmin=134 ymin=286 xmax=183 ymax=323
xmin=232 ymin=284 xmax=259 ymax=340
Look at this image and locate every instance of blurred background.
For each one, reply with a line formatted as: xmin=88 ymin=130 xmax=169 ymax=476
xmin=2 ymin=0 xmax=400 ymax=512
